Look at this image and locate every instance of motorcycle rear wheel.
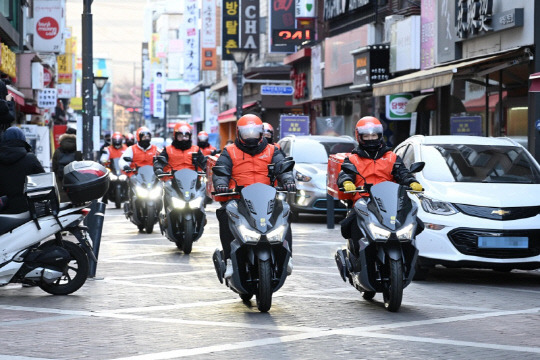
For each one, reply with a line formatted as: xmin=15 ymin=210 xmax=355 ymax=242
xmin=256 ymin=259 xmax=273 ymax=312
xmin=37 ymin=240 xmax=89 ymax=295
xmin=383 ymin=259 xmax=404 ymax=312
xmin=182 ymin=220 xmax=194 ymax=254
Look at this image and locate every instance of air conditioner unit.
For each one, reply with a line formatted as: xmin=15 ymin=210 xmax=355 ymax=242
xmin=384 ymin=15 xmax=404 ymax=44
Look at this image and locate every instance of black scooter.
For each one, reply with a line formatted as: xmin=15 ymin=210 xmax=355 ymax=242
xmin=211 ymin=158 xmax=295 ymax=312
xmin=107 ymin=158 xmax=129 ymax=209
xmin=335 ymin=162 xmax=424 ymax=312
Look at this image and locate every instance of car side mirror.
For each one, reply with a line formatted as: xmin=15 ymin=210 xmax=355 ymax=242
xmin=341 ymin=162 xmax=359 ymax=175
xmin=212 ymin=165 xmax=231 ymax=177
xmin=409 ymin=162 xmax=425 ymax=173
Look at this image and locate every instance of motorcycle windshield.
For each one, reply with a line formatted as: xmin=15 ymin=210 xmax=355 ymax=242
xmin=173 ymin=169 xmax=198 ymax=199
xmin=370 ymin=181 xmax=400 ymax=231
xmin=136 ymin=166 xmax=156 ymax=185
xmin=111 ymin=158 xmax=122 ymax=175
xmin=240 ymin=183 xmax=277 ymax=233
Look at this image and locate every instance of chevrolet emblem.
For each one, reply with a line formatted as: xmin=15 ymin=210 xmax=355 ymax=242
xmin=491 ymin=209 xmax=510 ymax=216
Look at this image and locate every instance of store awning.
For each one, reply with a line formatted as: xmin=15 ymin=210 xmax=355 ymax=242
xmin=529 ymin=72 xmax=540 ymax=92
xmin=404 ymin=94 xmax=433 ymax=113
xmin=6 ymin=85 xmax=25 ymax=106
xmin=217 ymin=101 xmax=258 ymax=123
xmin=404 ymin=94 xmax=465 ymax=113
xmin=19 ymin=104 xmax=40 ymax=114
xmin=373 ymin=54 xmax=513 ymax=97
xmin=464 ymin=92 xmax=507 ymax=112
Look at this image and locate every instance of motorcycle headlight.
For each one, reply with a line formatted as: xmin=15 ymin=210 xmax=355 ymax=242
xmin=266 ymin=225 xmax=286 ymax=243
xmin=149 ymin=186 xmax=162 ymax=199
xmin=188 ymin=196 xmax=203 ymax=208
xmin=419 ymin=195 xmax=458 ymax=215
xmin=171 ymin=197 xmax=186 ymax=209
xmin=119 ymin=174 xmax=127 ymax=181
xmin=110 ymin=174 xmax=118 ymax=181
xmin=295 ymin=171 xmax=312 ymax=182
xmin=136 ymin=186 xmax=149 ymax=198
xmin=396 ymin=223 xmax=414 ymax=241
xmin=238 ymin=224 xmax=261 ymax=243
xmin=368 ymin=223 xmax=391 ymax=240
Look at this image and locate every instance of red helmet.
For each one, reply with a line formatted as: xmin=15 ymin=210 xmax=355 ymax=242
xmin=355 ymin=116 xmax=384 ymax=149
xmin=136 ymin=127 xmax=152 ymax=142
xmin=197 ymin=131 xmax=209 ymax=142
xmin=262 ymin=122 xmax=273 ymax=136
xmin=124 ymin=133 xmax=135 ymax=146
xmin=173 ymin=122 xmax=192 ymax=139
xmin=236 ymin=114 xmax=263 ymax=148
xmin=111 ymin=131 xmax=123 ymax=147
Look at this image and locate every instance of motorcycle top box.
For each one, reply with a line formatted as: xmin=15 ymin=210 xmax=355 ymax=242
xmin=63 ymin=161 xmax=110 ymax=204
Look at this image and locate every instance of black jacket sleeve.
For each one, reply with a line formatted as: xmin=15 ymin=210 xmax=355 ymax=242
xmin=337 ymin=157 xmax=355 ymax=188
xmin=153 ymin=147 xmax=169 ymax=173
xmin=271 ymin=145 xmax=294 ymax=185
xmin=391 ymin=155 xmax=417 ymax=186
xmin=212 ymin=147 xmax=233 ymax=189
xmin=193 ymin=149 xmax=207 ymax=171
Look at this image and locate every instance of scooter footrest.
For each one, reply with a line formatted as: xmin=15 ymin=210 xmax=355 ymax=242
xmin=334 ymin=249 xmax=349 ymax=282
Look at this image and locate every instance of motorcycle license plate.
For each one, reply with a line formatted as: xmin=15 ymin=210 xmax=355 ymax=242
xmin=477 ymin=236 xmax=528 ymax=249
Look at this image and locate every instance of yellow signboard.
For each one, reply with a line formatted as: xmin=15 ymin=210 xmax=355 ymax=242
xmin=57 ymin=54 xmax=73 ymax=84
xmin=70 ymin=97 xmax=82 ymax=110
xmin=0 ymin=44 xmax=16 ymax=78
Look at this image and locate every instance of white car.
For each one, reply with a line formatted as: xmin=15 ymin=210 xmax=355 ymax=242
xmin=394 ymin=135 xmax=540 ymax=275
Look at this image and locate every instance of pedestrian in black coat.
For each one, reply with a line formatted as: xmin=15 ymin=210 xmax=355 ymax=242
xmin=0 ymin=127 xmax=45 ymax=214
xmin=0 ymin=79 xmax=15 ymax=134
xmin=52 ymin=128 xmax=82 ymax=202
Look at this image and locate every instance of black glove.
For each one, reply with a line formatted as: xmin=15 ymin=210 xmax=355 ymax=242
xmin=155 ymin=169 xmax=164 ymax=176
xmin=216 ymin=185 xmax=229 ymax=194
xmin=123 ymin=165 xmax=131 ymax=172
xmin=284 ymin=181 xmax=297 ymax=192
xmin=192 ymin=153 xmax=202 ymax=165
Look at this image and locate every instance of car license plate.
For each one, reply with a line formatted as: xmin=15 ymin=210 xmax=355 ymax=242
xmin=477 ymin=236 xmax=528 ymax=249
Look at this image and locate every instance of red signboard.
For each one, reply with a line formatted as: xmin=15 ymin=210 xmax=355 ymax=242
xmin=36 ymin=17 xmax=59 ymax=40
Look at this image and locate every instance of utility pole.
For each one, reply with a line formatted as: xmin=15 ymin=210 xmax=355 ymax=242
xmin=82 ymin=0 xmax=94 ymax=159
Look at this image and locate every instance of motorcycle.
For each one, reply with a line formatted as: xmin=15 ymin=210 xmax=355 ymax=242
xmin=158 ymin=168 xmax=207 ymax=254
xmin=211 ymin=158 xmax=295 ymax=312
xmin=0 ymin=170 xmax=105 ymax=294
xmin=124 ymin=164 xmax=163 ymax=234
xmin=335 ymin=161 xmax=424 ymax=312
xmin=107 ymin=158 xmax=128 ymax=209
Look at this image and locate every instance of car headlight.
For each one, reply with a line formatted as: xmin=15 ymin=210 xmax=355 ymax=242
xmin=419 ymin=195 xmax=458 ymax=215
xmin=110 ymin=174 xmax=118 ymax=181
xmin=295 ymin=171 xmax=312 ymax=182
xmin=238 ymin=224 xmax=261 ymax=243
xmin=188 ymin=196 xmax=203 ymax=208
xmin=119 ymin=174 xmax=127 ymax=181
xmin=266 ymin=225 xmax=286 ymax=243
xmin=136 ymin=186 xmax=149 ymax=198
xmin=368 ymin=223 xmax=391 ymax=240
xmin=171 ymin=197 xmax=186 ymax=209
xmin=396 ymin=223 xmax=414 ymax=241
xmin=149 ymin=186 xmax=162 ymax=199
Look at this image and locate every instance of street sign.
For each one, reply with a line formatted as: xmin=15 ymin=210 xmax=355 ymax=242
xmin=261 ymin=85 xmax=294 ymax=96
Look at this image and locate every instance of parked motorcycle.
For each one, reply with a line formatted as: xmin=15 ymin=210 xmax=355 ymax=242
xmin=158 ymin=168 xmax=207 ymax=254
xmin=211 ymin=158 xmax=295 ymax=312
xmin=0 ymin=163 xmax=108 ymax=294
xmin=107 ymin=158 xmax=128 ymax=209
xmin=335 ymin=161 xmax=424 ymax=312
xmin=124 ymin=164 xmax=162 ymax=234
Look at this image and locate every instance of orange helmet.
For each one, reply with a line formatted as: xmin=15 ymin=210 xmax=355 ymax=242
xmin=136 ymin=127 xmax=152 ymax=142
xmin=111 ymin=131 xmax=123 ymax=148
xmin=355 ymin=116 xmax=384 ymax=149
xmin=124 ymin=133 xmax=135 ymax=146
xmin=236 ymin=114 xmax=263 ymax=148
xmin=197 ymin=131 xmax=209 ymax=142
xmin=173 ymin=122 xmax=192 ymax=139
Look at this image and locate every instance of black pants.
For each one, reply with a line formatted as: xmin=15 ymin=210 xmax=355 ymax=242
xmin=216 ymin=203 xmax=293 ymax=259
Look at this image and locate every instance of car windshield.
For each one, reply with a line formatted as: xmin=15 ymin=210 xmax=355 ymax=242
xmin=293 ymin=140 xmax=355 ymax=163
xmin=428 ymin=144 xmax=540 ymax=184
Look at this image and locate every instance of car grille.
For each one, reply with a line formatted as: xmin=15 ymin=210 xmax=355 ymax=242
xmin=312 ymin=199 xmax=348 ymax=210
xmin=454 ymin=204 xmax=540 ymax=221
xmin=448 ymin=228 xmax=540 ymax=258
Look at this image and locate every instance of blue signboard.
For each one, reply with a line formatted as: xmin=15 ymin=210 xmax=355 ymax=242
xmin=279 ymin=115 xmax=310 ymax=138
xmin=450 ymin=116 xmax=483 ymax=136
xmin=261 ymin=85 xmax=294 ymax=96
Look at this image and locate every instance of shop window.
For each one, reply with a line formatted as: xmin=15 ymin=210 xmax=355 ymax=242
xmin=506 ymin=107 xmax=528 ymax=148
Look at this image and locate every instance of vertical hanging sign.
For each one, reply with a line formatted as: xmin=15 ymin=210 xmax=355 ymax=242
xmin=184 ymin=0 xmax=200 ymax=84
xmin=201 ymin=0 xmax=217 ymax=70
xmin=270 ymin=0 xmax=296 ymax=53
xmin=222 ymin=0 xmax=240 ymax=61
xmin=240 ymin=0 xmax=260 ymax=53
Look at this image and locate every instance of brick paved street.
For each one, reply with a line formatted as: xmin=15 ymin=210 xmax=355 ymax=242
xmin=1 ymin=202 xmax=540 ymax=359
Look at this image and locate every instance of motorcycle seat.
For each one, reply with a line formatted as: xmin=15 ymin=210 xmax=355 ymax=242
xmin=0 ymin=211 xmax=32 ymax=235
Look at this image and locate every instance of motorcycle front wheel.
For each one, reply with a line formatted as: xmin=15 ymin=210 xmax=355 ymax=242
xmin=145 ymin=206 xmax=155 ymax=234
xmin=383 ymin=259 xmax=404 ymax=312
xmin=182 ymin=220 xmax=194 ymax=254
xmin=256 ymin=259 xmax=273 ymax=312
xmin=115 ymin=187 xmax=122 ymax=209
xmin=37 ymin=240 xmax=89 ymax=295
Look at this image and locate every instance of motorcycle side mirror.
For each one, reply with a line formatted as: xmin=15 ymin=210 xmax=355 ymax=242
xmin=123 ymin=157 xmax=132 ymax=162
xmin=277 ymin=159 xmax=295 ymax=174
xmin=212 ymin=165 xmax=231 ymax=177
xmin=341 ymin=162 xmax=360 ymax=175
xmin=155 ymin=155 xmax=167 ymax=163
xmin=409 ymin=162 xmax=425 ymax=173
